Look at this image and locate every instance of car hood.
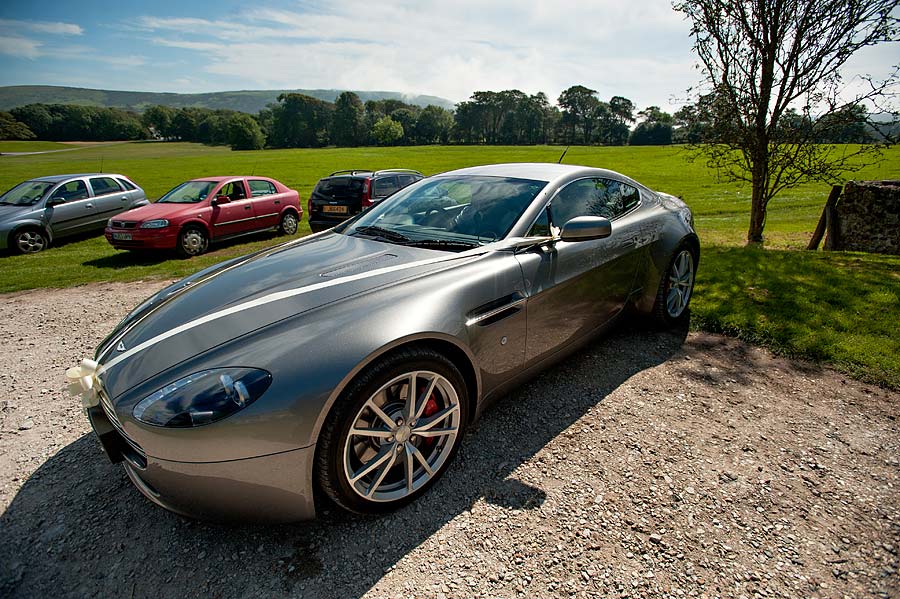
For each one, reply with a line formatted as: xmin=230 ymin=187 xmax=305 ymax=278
xmin=0 ymin=204 xmax=40 ymax=223
xmin=114 ymin=202 xmax=199 ymax=222
xmin=96 ymin=232 xmax=480 ymax=398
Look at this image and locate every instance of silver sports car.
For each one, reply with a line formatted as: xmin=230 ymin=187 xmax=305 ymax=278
xmin=68 ymin=163 xmax=699 ymax=521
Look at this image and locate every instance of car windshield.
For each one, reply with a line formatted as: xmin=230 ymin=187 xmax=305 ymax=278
xmin=0 ymin=181 xmax=54 ymax=206
xmin=157 ymin=181 xmax=216 ymax=204
xmin=343 ymin=175 xmax=547 ymax=249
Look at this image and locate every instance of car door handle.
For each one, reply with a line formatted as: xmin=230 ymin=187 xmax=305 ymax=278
xmin=244 ymin=205 xmax=252 ymax=210
xmin=120 ymin=196 xmax=128 ymax=201
xmin=274 ymin=200 xmax=280 ymax=205
xmin=86 ymin=203 xmax=93 ymax=208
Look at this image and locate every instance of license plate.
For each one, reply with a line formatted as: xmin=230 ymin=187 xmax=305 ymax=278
xmin=322 ymin=205 xmax=348 ymax=214
xmin=112 ymin=232 xmax=132 ymax=241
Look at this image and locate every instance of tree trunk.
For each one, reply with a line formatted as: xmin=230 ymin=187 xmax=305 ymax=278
xmin=747 ymin=148 xmax=769 ymax=244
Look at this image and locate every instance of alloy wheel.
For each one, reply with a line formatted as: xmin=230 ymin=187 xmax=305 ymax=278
xmin=15 ymin=230 xmax=47 ymax=254
xmin=666 ymin=249 xmax=695 ymax=318
xmin=342 ymin=370 xmax=461 ymax=502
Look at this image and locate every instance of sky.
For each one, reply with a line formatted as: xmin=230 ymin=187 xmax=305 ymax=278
xmin=0 ymin=0 xmax=896 ymax=112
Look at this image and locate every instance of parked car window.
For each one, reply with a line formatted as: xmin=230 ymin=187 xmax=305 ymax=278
xmin=249 ymin=180 xmax=277 ymax=197
xmin=315 ymin=178 xmax=364 ymax=199
xmin=52 ymin=180 xmax=89 ymax=202
xmin=398 ymin=174 xmax=418 ymax=187
xmin=90 ymin=177 xmax=123 ymax=196
xmin=0 ymin=181 xmax=54 ymax=206
xmin=219 ymin=181 xmax=248 ymax=202
xmin=158 ymin=181 xmax=216 ymax=204
xmin=373 ymin=176 xmax=401 ymax=198
xmin=116 ymin=177 xmax=137 ymax=191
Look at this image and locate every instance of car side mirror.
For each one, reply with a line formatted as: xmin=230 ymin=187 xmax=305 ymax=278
xmin=46 ymin=197 xmax=65 ymax=207
xmin=212 ymin=195 xmax=230 ymax=206
xmin=559 ymin=216 xmax=612 ymax=242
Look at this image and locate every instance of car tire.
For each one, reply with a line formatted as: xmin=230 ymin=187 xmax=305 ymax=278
xmin=177 ymin=226 xmax=209 ymax=258
xmin=12 ymin=228 xmax=49 ymax=254
xmin=278 ymin=211 xmax=299 ymax=236
xmin=652 ymin=244 xmax=697 ymax=327
xmin=316 ymin=347 xmax=469 ymax=515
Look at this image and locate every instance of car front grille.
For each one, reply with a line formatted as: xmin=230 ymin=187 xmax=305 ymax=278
xmin=110 ymin=221 xmax=138 ymax=229
xmin=99 ymin=388 xmax=145 ymax=457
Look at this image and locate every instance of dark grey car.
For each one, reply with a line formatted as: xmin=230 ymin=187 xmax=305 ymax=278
xmin=69 ymin=163 xmax=699 ymax=521
xmin=0 ymin=173 xmax=148 ymax=253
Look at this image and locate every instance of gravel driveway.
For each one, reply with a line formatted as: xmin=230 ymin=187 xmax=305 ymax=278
xmin=0 ymin=280 xmax=897 ymax=599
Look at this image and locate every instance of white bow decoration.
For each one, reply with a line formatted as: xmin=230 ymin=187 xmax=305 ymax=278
xmin=66 ymin=358 xmax=102 ymax=408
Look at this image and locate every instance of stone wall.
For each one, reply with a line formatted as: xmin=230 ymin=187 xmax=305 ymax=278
xmin=834 ymin=180 xmax=900 ymax=255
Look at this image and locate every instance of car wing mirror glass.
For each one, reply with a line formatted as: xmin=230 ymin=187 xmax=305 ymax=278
xmin=559 ymin=216 xmax=612 ymax=242
xmin=46 ymin=197 xmax=65 ymax=207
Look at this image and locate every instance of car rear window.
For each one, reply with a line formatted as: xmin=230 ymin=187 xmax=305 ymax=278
xmin=116 ymin=177 xmax=137 ymax=191
xmin=249 ymin=180 xmax=277 ymax=196
xmin=90 ymin=177 xmax=123 ymax=195
xmin=315 ymin=177 xmax=364 ymax=200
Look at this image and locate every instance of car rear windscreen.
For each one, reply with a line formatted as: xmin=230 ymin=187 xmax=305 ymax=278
xmin=315 ymin=178 xmax=365 ymax=200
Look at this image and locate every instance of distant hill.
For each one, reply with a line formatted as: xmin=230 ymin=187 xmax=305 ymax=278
xmin=0 ymin=85 xmax=456 ymax=114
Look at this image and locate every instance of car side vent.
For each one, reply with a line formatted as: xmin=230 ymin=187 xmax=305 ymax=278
xmin=466 ymin=292 xmax=526 ymax=327
xmin=319 ymin=253 xmax=399 ymax=278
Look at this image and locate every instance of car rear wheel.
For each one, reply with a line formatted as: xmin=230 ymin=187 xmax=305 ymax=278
xmin=13 ymin=228 xmax=48 ymax=254
xmin=278 ymin=212 xmax=299 ymax=235
xmin=652 ymin=245 xmax=696 ymax=326
xmin=316 ymin=347 xmax=468 ymax=514
xmin=177 ymin=226 xmax=209 ymax=258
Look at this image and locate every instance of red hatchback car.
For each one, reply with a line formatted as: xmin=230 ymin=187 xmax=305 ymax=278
xmin=105 ymin=176 xmax=302 ymax=256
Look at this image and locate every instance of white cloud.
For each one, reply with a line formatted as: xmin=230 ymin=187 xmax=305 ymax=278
xmin=133 ymin=0 xmax=697 ymax=108
xmin=0 ymin=19 xmax=83 ymax=36
xmin=0 ymin=35 xmax=43 ymax=59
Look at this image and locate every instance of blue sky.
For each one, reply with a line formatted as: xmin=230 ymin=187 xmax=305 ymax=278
xmin=0 ymin=0 xmax=896 ymax=112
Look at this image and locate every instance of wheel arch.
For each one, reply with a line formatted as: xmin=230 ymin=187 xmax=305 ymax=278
xmin=8 ymin=221 xmax=53 ymax=248
xmin=309 ymin=333 xmax=482 ymax=447
xmin=177 ymin=219 xmax=210 ymax=237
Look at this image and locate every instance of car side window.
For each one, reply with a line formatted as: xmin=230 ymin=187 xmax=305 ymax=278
xmin=89 ymin=177 xmax=123 ymax=196
xmin=373 ymin=176 xmax=400 ymax=198
xmin=398 ymin=174 xmax=417 ymax=187
xmin=550 ymin=178 xmax=640 ymax=226
xmin=52 ymin=180 xmax=89 ymax=202
xmin=220 ymin=181 xmax=248 ymax=201
xmin=116 ymin=177 xmax=137 ymax=191
xmin=249 ymin=180 xmax=277 ymax=197
xmin=527 ymin=206 xmax=554 ymax=237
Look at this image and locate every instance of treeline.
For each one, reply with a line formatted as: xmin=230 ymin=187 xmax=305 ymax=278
xmin=0 ymin=84 xmax=880 ymax=149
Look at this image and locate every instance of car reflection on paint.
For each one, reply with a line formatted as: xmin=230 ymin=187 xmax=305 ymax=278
xmin=72 ymin=163 xmax=699 ymax=521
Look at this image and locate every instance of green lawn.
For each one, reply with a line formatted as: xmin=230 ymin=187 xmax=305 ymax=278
xmin=0 ymin=140 xmax=90 ymax=153
xmin=1 ymin=142 xmax=898 ymax=387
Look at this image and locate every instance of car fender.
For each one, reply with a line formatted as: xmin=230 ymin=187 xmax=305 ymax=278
xmin=176 ymin=218 xmax=210 ymax=237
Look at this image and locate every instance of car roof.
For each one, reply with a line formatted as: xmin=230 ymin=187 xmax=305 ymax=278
xmin=189 ymin=176 xmax=249 ymax=183
xmin=440 ymin=162 xmax=632 ymax=180
xmin=31 ymin=173 xmax=129 ymax=183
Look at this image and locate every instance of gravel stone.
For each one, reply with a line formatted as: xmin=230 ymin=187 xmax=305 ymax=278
xmin=0 ymin=279 xmax=898 ymax=599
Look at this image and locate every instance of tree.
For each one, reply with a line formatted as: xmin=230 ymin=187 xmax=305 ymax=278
xmin=269 ymin=93 xmax=332 ymax=148
xmin=630 ymin=106 xmax=675 ymax=145
xmin=227 ymin=113 xmax=266 ymax=150
xmin=675 ymin=0 xmax=899 ymax=243
xmin=372 ymin=116 xmax=404 ymax=145
xmin=0 ymin=112 xmax=35 ymax=140
xmin=142 ymin=105 xmax=176 ymax=139
xmin=415 ymin=105 xmax=454 ymax=144
xmin=558 ymin=85 xmax=600 ymax=144
xmin=332 ymin=91 xmax=365 ymax=146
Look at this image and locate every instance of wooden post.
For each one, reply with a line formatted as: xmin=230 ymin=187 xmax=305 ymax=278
xmin=807 ymin=185 xmax=842 ymax=250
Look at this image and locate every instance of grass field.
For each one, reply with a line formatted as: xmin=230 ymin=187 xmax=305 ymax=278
xmin=0 ymin=140 xmax=90 ymax=153
xmin=1 ymin=141 xmax=898 ymax=387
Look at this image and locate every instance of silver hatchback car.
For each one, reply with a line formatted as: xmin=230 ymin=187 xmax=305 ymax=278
xmin=0 ymin=173 xmax=148 ymax=253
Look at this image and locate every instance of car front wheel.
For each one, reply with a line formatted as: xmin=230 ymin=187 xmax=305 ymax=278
xmin=316 ymin=347 xmax=468 ymax=514
xmin=13 ymin=228 xmax=49 ymax=254
xmin=177 ymin=226 xmax=209 ymax=258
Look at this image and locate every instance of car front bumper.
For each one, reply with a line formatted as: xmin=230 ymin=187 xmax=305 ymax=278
xmin=104 ymin=227 xmax=180 ymax=250
xmin=87 ymin=403 xmax=317 ymax=522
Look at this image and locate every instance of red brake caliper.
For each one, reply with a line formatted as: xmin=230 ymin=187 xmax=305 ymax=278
xmin=420 ymin=385 xmax=440 ymax=449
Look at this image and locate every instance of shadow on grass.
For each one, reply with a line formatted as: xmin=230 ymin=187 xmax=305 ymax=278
xmin=692 ymin=246 xmax=900 ymax=388
xmin=0 ymin=320 xmax=688 ymax=599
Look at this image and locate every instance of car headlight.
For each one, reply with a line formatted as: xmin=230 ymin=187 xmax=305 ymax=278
xmin=132 ymin=368 xmax=272 ymax=428
xmin=140 ymin=219 xmax=169 ymax=229
xmin=107 ymin=218 xmax=113 ymax=227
